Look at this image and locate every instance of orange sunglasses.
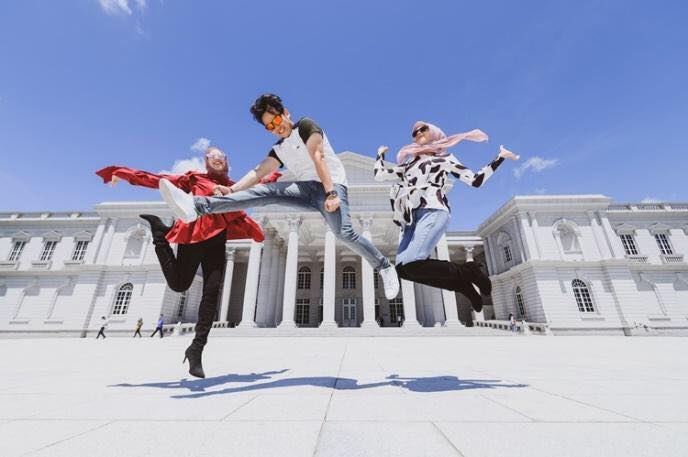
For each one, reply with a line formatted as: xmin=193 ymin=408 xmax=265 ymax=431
xmin=265 ymin=113 xmax=284 ymax=131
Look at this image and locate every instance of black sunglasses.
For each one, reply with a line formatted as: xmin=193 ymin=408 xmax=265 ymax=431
xmin=412 ymin=125 xmax=429 ymax=138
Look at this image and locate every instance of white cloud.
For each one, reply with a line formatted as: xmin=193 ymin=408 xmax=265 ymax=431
xmin=98 ymin=0 xmax=146 ymax=15
xmin=513 ymin=157 xmax=559 ymax=179
xmin=190 ymin=137 xmax=211 ymax=153
xmin=641 ymin=197 xmax=662 ymax=203
xmin=160 ymin=157 xmax=206 ymax=175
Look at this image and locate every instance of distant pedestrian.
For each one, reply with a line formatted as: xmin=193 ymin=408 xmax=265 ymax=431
xmin=150 ymin=314 xmax=165 ymax=338
xmin=133 ymin=318 xmax=143 ymax=338
xmin=508 ymin=313 xmax=517 ymax=332
xmin=96 ymin=316 xmax=108 ymax=339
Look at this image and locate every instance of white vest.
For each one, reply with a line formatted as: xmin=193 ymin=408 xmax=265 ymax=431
xmin=272 ymin=127 xmax=349 ymax=186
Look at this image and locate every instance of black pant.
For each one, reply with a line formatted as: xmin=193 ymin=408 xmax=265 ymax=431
xmin=133 ymin=329 xmax=142 ymax=337
xmin=150 ymin=327 xmax=164 ymax=338
xmin=96 ymin=327 xmax=106 ymax=339
xmin=154 ymin=230 xmax=226 ymax=348
xmin=396 ymin=259 xmax=481 ymax=304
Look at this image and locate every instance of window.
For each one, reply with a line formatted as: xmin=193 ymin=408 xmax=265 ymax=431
xmin=319 ymin=268 xmax=324 ymax=289
xmin=515 ymin=286 xmax=526 ymax=318
xmin=72 ymin=240 xmax=89 ymax=261
xmin=343 ymin=266 xmax=356 ymax=289
xmin=389 ymin=297 xmax=404 ymax=325
xmin=8 ymin=241 xmax=26 ymax=262
xmin=177 ymin=291 xmax=187 ymax=320
xmin=373 ymin=269 xmax=379 ymax=289
xmin=39 ymin=240 xmax=58 ymax=262
xmin=502 ymin=244 xmax=513 ymax=263
xmin=295 ymin=299 xmax=310 ymax=325
xmin=654 ymin=233 xmax=674 ymax=255
xmin=619 ymin=234 xmax=638 ymax=256
xmin=298 ymin=267 xmax=312 ymax=289
xmin=572 ymin=279 xmax=595 ymax=313
xmin=318 ymin=297 xmax=323 ymax=323
xmin=112 ymin=283 xmax=133 ymax=315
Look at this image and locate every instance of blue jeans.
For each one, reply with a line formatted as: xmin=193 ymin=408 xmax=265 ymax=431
xmin=195 ymin=181 xmax=390 ymax=270
xmin=395 ymin=208 xmax=450 ymax=266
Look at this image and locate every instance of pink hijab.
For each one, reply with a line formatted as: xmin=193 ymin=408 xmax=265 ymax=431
xmin=396 ymin=121 xmax=489 ymax=164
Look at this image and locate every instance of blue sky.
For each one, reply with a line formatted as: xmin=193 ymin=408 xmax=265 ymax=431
xmin=1 ymin=0 xmax=687 ymax=230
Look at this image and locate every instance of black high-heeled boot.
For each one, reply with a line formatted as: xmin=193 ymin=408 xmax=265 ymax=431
xmin=183 ymin=343 xmax=205 ymax=379
xmin=139 ymin=214 xmax=172 ymax=244
xmin=456 ymin=278 xmax=484 ymax=313
xmin=464 ymin=261 xmax=492 ymax=296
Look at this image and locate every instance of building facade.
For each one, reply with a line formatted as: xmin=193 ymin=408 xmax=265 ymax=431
xmin=1 ymin=153 xmax=687 ymax=336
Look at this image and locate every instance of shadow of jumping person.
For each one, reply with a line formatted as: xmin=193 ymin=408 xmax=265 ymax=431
xmin=110 ymin=369 xmax=290 ymax=393
xmin=386 ymin=374 xmax=528 ymax=392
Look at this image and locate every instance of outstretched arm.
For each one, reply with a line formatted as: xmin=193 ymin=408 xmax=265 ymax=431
xmin=96 ymin=166 xmax=191 ymax=192
xmin=447 ymin=145 xmax=519 ymax=188
xmin=373 ymin=146 xmax=405 ymax=182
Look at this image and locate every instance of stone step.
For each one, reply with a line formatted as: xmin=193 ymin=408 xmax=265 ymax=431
xmin=207 ymin=326 xmax=516 ymax=337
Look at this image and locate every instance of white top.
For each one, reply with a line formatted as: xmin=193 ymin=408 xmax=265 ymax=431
xmin=269 ymin=118 xmax=348 ymax=187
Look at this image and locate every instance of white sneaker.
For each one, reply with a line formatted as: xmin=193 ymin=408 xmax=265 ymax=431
xmin=379 ymin=265 xmax=400 ymax=300
xmin=159 ymin=179 xmax=198 ymax=223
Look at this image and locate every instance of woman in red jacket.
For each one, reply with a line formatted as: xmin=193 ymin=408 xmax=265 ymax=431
xmin=97 ymin=147 xmax=279 ymax=378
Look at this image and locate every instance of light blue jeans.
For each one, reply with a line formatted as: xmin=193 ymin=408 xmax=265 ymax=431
xmin=195 ymin=181 xmax=390 ymax=270
xmin=395 ymin=208 xmax=450 ymax=266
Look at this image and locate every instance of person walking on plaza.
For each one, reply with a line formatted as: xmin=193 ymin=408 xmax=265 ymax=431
xmin=374 ymin=122 xmax=520 ymax=311
xmin=158 ymin=93 xmax=400 ymax=301
xmin=96 ymin=316 xmax=108 ymax=339
xmin=133 ymin=317 xmax=143 ymax=338
xmin=97 ymin=147 xmax=280 ymax=378
xmin=151 ymin=314 xmax=165 ymax=338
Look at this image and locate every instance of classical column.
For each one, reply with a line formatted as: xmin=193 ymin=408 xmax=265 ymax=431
xmin=218 ymin=246 xmax=235 ymax=322
xmin=274 ymin=245 xmax=286 ymax=325
xmin=238 ymin=241 xmax=262 ymax=328
xmin=255 ymin=228 xmax=275 ymax=325
xmin=464 ymin=246 xmax=485 ymax=322
xmin=266 ymin=238 xmax=283 ymax=326
xmin=401 ymin=279 xmax=421 ymax=327
xmin=279 ymin=216 xmax=300 ymax=328
xmin=321 ymin=228 xmax=337 ymax=328
xmin=359 ymin=217 xmax=378 ymax=328
xmin=436 ymin=235 xmax=461 ymax=327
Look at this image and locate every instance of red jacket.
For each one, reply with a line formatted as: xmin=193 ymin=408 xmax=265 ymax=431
xmin=96 ymin=166 xmax=280 ymax=245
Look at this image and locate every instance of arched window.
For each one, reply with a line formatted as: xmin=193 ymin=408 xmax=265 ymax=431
xmin=515 ymin=286 xmax=526 ymax=318
xmin=298 ymin=267 xmax=312 ymax=289
xmin=572 ymin=279 xmax=595 ymax=313
xmin=496 ymin=232 xmax=514 ymax=267
xmin=112 ymin=283 xmax=133 ymax=315
xmin=124 ymin=226 xmax=147 ymax=259
xmin=177 ymin=291 xmax=187 ymax=320
xmin=343 ymin=266 xmax=356 ymax=289
xmin=553 ymin=219 xmax=582 ymax=259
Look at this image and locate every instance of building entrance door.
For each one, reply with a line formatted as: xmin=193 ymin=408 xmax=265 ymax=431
xmin=342 ymin=298 xmax=358 ymax=327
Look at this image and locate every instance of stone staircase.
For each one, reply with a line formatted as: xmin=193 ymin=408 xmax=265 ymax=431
xmin=206 ymin=324 xmax=515 ymax=337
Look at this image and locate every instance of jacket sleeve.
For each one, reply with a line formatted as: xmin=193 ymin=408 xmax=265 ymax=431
xmin=373 ymin=152 xmax=405 ymax=182
xmin=446 ymin=155 xmax=505 ymax=188
xmin=96 ymin=166 xmax=192 ymax=192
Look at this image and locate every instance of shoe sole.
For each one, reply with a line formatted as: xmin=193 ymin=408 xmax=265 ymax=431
xmin=159 ymin=180 xmax=196 ymax=223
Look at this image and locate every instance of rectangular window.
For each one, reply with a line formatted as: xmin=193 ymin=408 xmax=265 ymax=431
xmin=8 ymin=241 xmax=27 ymax=262
xmin=72 ymin=240 xmax=89 ymax=261
xmin=295 ymin=299 xmax=310 ymax=325
xmin=654 ymin=233 xmax=673 ymax=255
xmin=389 ymin=297 xmax=404 ymax=326
xmin=373 ymin=269 xmax=379 ymax=289
xmin=503 ymin=244 xmax=513 ymax=263
xmin=619 ymin=234 xmax=638 ymax=256
xmin=40 ymin=240 xmax=58 ymax=261
xmin=177 ymin=292 xmax=187 ymax=320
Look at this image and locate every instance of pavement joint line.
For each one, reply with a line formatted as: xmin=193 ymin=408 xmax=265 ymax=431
xmin=18 ymin=420 xmax=113 ymax=457
xmin=478 ymin=392 xmax=536 ymax=422
xmin=311 ymin=342 xmax=348 ymax=457
xmin=431 ymin=421 xmax=467 ymax=457
xmin=220 ymin=394 xmax=259 ymax=421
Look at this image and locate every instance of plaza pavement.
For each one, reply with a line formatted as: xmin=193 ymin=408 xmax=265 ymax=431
xmin=0 ymin=335 xmax=687 ymax=457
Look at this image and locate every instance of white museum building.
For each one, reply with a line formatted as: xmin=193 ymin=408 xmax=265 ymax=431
xmin=0 ymin=152 xmax=687 ymax=336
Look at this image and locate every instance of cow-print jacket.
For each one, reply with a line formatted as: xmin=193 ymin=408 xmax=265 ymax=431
xmin=373 ymin=152 xmax=504 ymax=230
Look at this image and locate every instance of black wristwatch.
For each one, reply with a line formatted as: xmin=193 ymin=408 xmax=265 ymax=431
xmin=325 ymin=190 xmax=339 ymax=199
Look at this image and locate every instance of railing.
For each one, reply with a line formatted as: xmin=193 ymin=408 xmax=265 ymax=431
xmin=625 ymin=254 xmax=648 ymax=263
xmin=607 ymin=203 xmax=688 ymax=212
xmin=162 ymin=321 xmax=231 ymax=336
xmin=475 ymin=319 xmax=551 ymax=335
xmin=661 ymin=254 xmax=685 ymax=264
